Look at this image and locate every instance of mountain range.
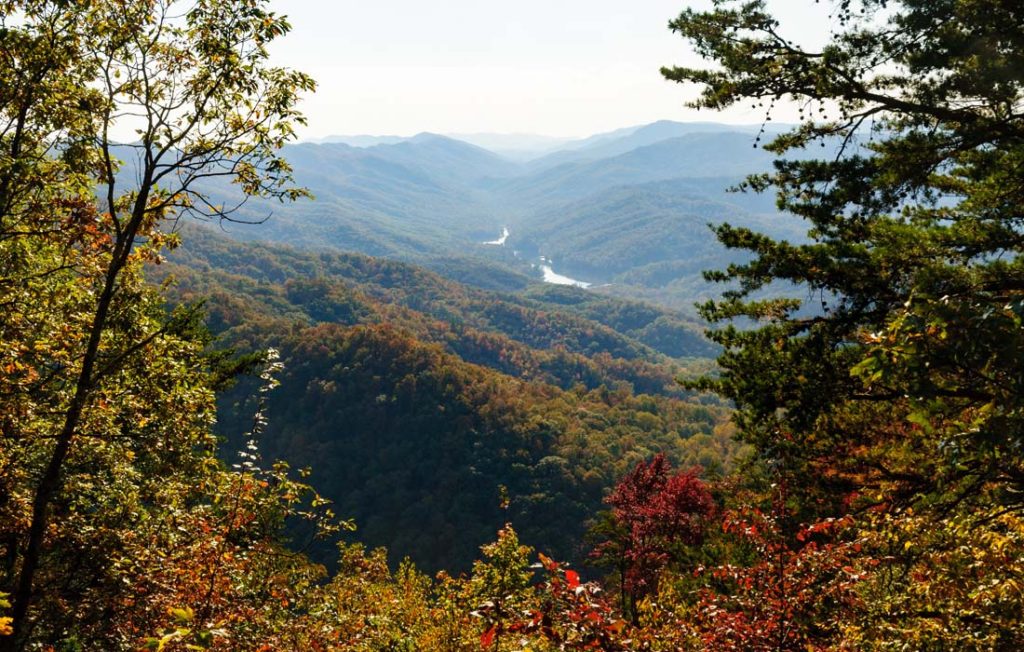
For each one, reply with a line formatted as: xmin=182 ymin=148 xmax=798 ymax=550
xmin=203 ymin=119 xmax=809 ymax=314
xmin=157 ymin=227 xmax=734 ymax=570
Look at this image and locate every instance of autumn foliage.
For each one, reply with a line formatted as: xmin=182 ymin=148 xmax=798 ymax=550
xmin=590 ymin=455 xmax=713 ymax=623
xmin=3 ymin=0 xmax=1024 ymax=650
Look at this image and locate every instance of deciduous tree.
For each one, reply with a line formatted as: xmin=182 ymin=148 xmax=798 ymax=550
xmin=590 ymin=454 xmax=713 ymax=623
xmin=0 ymin=0 xmax=313 ymax=647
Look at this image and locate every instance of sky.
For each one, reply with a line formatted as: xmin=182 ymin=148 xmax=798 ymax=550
xmin=270 ymin=1 xmax=836 ymax=140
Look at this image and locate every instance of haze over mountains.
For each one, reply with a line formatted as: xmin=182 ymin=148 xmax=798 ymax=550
xmin=311 ymin=120 xmax=779 ymax=163
xmin=208 ymin=119 xmax=805 ymax=313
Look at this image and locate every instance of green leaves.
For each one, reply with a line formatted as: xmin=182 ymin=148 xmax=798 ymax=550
xmin=666 ymin=1 xmax=1024 ymax=647
xmin=0 ymin=1 xmax=325 ymax=648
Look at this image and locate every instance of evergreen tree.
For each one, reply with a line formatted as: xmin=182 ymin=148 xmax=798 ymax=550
xmin=665 ymin=0 xmax=1024 ymax=646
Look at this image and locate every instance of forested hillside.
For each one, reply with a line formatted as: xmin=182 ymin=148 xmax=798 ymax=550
xmin=155 ymin=231 xmax=733 ymax=570
xmin=218 ymin=323 xmax=731 ymax=571
xmin=160 ymin=228 xmax=717 ymax=371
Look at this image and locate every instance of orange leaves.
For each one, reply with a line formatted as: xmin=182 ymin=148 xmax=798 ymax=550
xmin=537 ymin=552 xmax=557 ymax=573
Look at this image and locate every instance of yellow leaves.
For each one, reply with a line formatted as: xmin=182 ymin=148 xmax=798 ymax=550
xmin=850 ymin=499 xmax=1024 ymax=647
xmin=144 ymin=608 xmax=196 ymax=651
xmin=169 ymin=606 xmax=195 ymax=625
xmin=0 ymin=594 xmax=10 ymax=637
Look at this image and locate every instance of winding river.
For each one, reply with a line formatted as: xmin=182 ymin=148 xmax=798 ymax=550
xmin=483 ymin=228 xmax=591 ymax=288
xmin=483 ymin=227 xmax=510 ymax=246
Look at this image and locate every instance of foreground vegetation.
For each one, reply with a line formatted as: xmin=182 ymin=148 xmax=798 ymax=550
xmin=2 ymin=0 xmax=1023 ymax=649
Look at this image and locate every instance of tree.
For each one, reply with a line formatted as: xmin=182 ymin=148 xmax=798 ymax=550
xmin=695 ymin=492 xmax=864 ymax=651
xmin=518 ymin=551 xmax=629 ymax=651
xmin=467 ymin=525 xmax=536 ymax=652
xmin=0 ymin=0 xmax=313 ymax=647
xmin=665 ymin=0 xmax=1024 ymax=645
xmin=590 ymin=454 xmax=713 ymax=623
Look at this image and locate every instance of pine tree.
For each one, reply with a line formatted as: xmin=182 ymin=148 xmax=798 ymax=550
xmin=665 ymin=0 xmax=1024 ymax=646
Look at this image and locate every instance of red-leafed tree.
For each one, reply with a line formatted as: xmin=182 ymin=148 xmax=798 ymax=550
xmin=695 ymin=495 xmax=867 ymax=652
xmin=590 ymin=454 xmax=714 ymax=623
xmin=512 ymin=552 xmax=630 ymax=651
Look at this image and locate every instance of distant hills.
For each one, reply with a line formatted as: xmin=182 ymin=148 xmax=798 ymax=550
xmin=522 ymin=120 xmax=767 ymax=170
xmin=200 ymin=119 xmax=808 ymax=313
xmin=156 ymin=120 xmax=815 ymax=570
xmin=443 ymin=133 xmax=574 ymax=160
xmin=311 ymin=120 xmax=781 ymax=166
xmin=491 ymin=131 xmax=780 ymax=203
xmin=310 ymin=134 xmax=407 ymax=147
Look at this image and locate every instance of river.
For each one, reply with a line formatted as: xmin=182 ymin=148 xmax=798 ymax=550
xmin=484 ymin=228 xmax=592 ymax=288
xmin=482 ymin=227 xmax=510 ymax=246
xmin=538 ymin=257 xmax=591 ymax=288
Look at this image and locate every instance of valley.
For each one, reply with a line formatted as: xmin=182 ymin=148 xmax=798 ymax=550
xmin=156 ymin=120 xmax=802 ymax=569
xmin=158 ymin=227 xmax=736 ymax=571
xmin=202 ymin=120 xmax=806 ymax=314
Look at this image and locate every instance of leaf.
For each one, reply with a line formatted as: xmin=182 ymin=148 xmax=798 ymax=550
xmin=480 ymin=624 xmax=496 ymax=648
xmin=566 ymin=569 xmax=580 ymax=589
xmin=169 ymin=606 xmax=195 ymax=625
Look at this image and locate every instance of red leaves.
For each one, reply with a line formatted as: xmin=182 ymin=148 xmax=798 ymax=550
xmin=595 ymin=454 xmax=715 ymax=610
xmin=607 ymin=454 xmax=714 ymax=547
xmin=518 ymin=555 xmax=631 ymax=651
xmin=480 ymin=624 xmax=496 ymax=648
xmin=566 ymin=569 xmax=580 ymax=590
xmin=695 ymin=502 xmax=868 ymax=651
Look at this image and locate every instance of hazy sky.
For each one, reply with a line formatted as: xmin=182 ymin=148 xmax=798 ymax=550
xmin=271 ymin=1 xmax=835 ymax=139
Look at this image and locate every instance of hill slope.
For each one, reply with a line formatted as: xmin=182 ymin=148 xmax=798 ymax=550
xmin=155 ymin=230 xmax=736 ymax=570
xmin=198 ymin=122 xmax=809 ymax=313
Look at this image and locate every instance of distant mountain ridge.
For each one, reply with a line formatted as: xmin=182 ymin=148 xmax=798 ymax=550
xmin=493 ymin=131 xmax=779 ymax=204
xmin=306 ymin=120 xmax=784 ymax=163
xmin=523 ymin=120 xmax=764 ymax=170
xmin=201 ymin=119 xmax=813 ymax=312
xmin=311 ymin=134 xmax=407 ymax=147
xmin=443 ymin=132 xmax=575 ymax=160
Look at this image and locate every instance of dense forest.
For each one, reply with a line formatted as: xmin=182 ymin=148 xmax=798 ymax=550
xmin=155 ymin=231 xmax=734 ymax=571
xmin=2 ymin=0 xmax=1023 ymax=650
